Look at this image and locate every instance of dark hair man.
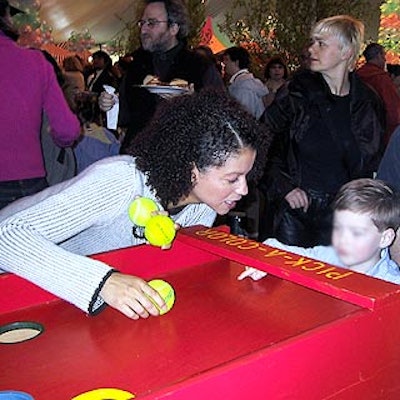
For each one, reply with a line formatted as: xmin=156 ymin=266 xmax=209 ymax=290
xmin=99 ymin=0 xmax=224 ymax=152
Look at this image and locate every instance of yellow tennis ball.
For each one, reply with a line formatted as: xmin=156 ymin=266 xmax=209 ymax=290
xmin=144 ymin=215 xmax=176 ymax=247
xmin=128 ymin=197 xmax=159 ymax=227
xmin=148 ymin=279 xmax=175 ymax=315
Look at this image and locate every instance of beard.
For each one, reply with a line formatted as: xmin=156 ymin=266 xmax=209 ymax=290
xmin=141 ymin=33 xmax=173 ymax=53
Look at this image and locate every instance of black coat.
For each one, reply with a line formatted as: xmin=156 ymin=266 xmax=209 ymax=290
xmin=118 ymin=43 xmax=223 ymax=152
xmin=260 ymin=70 xmax=385 ymax=202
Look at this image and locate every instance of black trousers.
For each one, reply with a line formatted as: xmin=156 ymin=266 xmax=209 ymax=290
xmin=273 ymin=189 xmax=334 ymax=247
xmin=0 ymin=177 xmax=48 ymax=210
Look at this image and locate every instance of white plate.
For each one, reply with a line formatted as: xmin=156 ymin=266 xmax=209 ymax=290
xmin=138 ymin=85 xmax=189 ymax=98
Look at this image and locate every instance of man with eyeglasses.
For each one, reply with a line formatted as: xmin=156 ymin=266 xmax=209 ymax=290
xmin=100 ymin=0 xmax=224 ymax=153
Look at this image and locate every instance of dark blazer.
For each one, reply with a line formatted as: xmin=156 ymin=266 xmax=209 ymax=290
xmin=88 ymin=68 xmax=117 ymax=95
xmin=118 ymin=42 xmax=224 ymax=152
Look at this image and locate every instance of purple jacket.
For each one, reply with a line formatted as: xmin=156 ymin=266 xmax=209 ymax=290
xmin=0 ymin=33 xmax=80 ymax=181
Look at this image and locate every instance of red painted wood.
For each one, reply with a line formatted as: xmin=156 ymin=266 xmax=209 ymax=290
xmin=0 ymin=239 xmax=221 ymax=314
xmin=178 ymin=226 xmax=400 ymax=310
xmin=1 ymin=226 xmax=400 ymax=399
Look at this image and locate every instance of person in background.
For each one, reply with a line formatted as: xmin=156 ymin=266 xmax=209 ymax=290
xmin=357 ymin=43 xmax=400 ymax=145
xmin=99 ymin=0 xmax=224 ymax=153
xmin=40 ymin=51 xmax=78 ymax=186
xmin=263 ymin=56 xmax=289 ymax=107
xmin=240 ymin=179 xmax=400 ymax=284
xmin=376 ymin=125 xmax=400 ymax=266
xmin=86 ymin=50 xmax=117 ymax=94
xmin=222 ymin=46 xmax=268 ymax=239
xmin=0 ymin=89 xmax=271 ymax=320
xmin=63 ymin=55 xmax=85 ymax=112
xmin=194 ymin=44 xmax=223 ymax=77
xmin=377 ymin=125 xmax=400 ymax=192
xmin=0 ymin=0 xmax=80 ymax=210
xmin=223 ymin=46 xmax=268 ymax=120
xmin=259 ymin=15 xmax=385 ymax=247
xmin=387 ymin=64 xmax=400 ymax=97
xmin=111 ymin=54 xmax=134 ymax=87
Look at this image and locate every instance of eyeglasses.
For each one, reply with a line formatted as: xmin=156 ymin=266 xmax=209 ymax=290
xmin=137 ymin=19 xmax=169 ymax=29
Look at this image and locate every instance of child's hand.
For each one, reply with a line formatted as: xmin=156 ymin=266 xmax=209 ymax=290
xmin=237 ymin=266 xmax=268 ymax=281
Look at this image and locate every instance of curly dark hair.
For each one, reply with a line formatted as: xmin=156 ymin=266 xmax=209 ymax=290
xmin=128 ymin=89 xmax=271 ymax=207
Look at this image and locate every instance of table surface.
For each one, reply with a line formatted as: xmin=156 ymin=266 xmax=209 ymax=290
xmin=1 ymin=226 xmax=399 ymax=400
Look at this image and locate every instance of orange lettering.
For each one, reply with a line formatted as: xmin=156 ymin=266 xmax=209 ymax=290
xmin=328 ymin=271 xmax=354 ymax=280
xmin=285 ymin=257 xmax=313 ymax=268
xmin=263 ymin=249 xmax=288 ymax=258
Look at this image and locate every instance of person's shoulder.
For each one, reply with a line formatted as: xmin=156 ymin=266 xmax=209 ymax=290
xmin=131 ymin=47 xmax=151 ymax=59
xmin=126 ymin=48 xmax=152 ymax=72
xmin=379 ymin=259 xmax=400 ymax=285
xmin=177 ymin=46 xmax=208 ymax=67
xmin=351 ymin=72 xmax=385 ymax=105
xmin=234 ymin=75 xmax=268 ymax=95
xmin=86 ymin=155 xmax=137 ymax=173
xmin=287 ymin=70 xmax=326 ymax=101
xmin=9 ymin=43 xmax=44 ymax=64
xmin=176 ymin=202 xmax=216 ymax=228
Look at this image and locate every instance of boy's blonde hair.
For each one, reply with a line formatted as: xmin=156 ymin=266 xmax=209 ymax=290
xmin=311 ymin=15 xmax=364 ymax=71
xmin=334 ymin=179 xmax=400 ymax=232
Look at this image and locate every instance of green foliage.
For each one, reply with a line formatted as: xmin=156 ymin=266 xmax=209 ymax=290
xmin=219 ymin=0 xmax=282 ymax=77
xmin=220 ymin=0 xmax=381 ymax=72
xmin=186 ymin=0 xmax=206 ymax=47
xmin=378 ymin=0 xmax=400 ymax=56
xmin=124 ymin=2 xmax=145 ymax=54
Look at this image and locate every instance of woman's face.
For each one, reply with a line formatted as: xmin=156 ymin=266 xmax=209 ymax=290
xmin=185 ymin=147 xmax=256 ymax=215
xmin=268 ymin=63 xmax=285 ymax=81
xmin=308 ymin=32 xmax=349 ymax=74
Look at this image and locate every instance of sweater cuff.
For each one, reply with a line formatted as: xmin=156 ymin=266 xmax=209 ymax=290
xmin=88 ymin=269 xmax=118 ymax=316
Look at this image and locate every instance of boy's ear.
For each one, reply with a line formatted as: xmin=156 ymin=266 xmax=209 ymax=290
xmin=379 ymin=228 xmax=396 ymax=249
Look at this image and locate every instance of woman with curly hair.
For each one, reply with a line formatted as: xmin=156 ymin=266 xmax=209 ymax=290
xmin=0 ymin=89 xmax=271 ymax=321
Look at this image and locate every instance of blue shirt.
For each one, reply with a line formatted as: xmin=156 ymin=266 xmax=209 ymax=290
xmin=264 ymin=239 xmax=400 ymax=284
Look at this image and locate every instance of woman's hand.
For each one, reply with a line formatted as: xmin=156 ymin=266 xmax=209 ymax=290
xmin=145 ymin=206 xmax=180 ymax=250
xmin=100 ymin=272 xmax=167 ymax=319
xmin=285 ymin=188 xmax=310 ymax=212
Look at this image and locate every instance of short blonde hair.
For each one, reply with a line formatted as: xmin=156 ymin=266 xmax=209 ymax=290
xmin=311 ymin=15 xmax=364 ymax=71
xmin=333 ymin=179 xmax=400 ymax=232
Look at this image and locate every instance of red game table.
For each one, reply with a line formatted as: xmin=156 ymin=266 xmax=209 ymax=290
xmin=1 ymin=226 xmax=400 ymax=399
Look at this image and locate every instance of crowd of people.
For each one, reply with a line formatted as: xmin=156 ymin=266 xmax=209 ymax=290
xmin=1 ymin=0 xmax=400 ymax=320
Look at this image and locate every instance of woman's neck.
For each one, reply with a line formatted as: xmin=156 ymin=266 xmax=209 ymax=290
xmin=321 ymin=69 xmax=350 ymax=96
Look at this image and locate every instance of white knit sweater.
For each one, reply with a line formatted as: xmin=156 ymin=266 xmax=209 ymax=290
xmin=0 ymin=156 xmax=216 ymax=314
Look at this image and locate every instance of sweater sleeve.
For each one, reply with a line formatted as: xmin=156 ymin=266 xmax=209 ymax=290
xmin=40 ymin=53 xmax=81 ymax=147
xmin=0 ymin=157 xmax=139 ymax=314
xmin=175 ymin=203 xmax=216 ymax=228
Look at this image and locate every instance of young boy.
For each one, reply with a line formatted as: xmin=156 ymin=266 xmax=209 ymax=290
xmin=239 ymin=179 xmax=400 ymax=284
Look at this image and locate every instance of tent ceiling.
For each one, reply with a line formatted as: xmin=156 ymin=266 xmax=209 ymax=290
xmin=38 ymin=0 xmax=234 ymax=44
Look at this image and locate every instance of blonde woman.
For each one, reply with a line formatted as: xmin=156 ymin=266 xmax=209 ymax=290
xmin=260 ymin=15 xmax=385 ymax=246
